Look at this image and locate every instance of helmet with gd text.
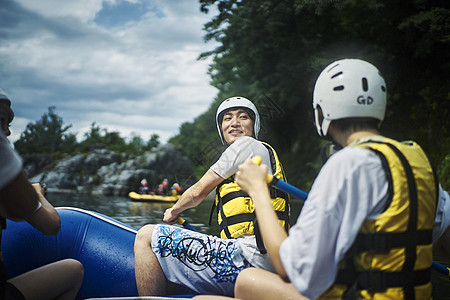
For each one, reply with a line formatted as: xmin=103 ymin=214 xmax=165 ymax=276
xmin=312 ymin=59 xmax=387 ymax=137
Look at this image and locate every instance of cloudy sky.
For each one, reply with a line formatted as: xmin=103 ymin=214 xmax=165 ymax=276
xmin=0 ymin=0 xmax=219 ymax=144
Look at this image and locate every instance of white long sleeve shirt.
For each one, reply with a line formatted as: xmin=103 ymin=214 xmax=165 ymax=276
xmin=279 ymin=145 xmax=450 ymax=299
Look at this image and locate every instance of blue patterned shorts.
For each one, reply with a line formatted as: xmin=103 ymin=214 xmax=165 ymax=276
xmin=151 ymin=224 xmax=251 ymax=296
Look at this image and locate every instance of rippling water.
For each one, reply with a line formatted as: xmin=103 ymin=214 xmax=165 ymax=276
xmin=48 ymin=192 xmax=304 ymax=235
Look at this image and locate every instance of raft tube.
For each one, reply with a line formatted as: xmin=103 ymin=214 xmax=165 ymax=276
xmin=1 ymin=207 xmax=195 ymax=299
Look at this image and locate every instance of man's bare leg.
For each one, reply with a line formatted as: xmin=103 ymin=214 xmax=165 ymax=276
xmin=134 ymin=224 xmax=168 ymax=295
xmin=234 ymin=268 xmax=307 ymax=300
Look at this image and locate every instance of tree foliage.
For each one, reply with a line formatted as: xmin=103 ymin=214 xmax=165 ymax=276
xmin=14 ymin=106 xmax=75 ymax=155
xmin=15 ymin=108 xmax=161 ymax=157
xmin=170 ymin=0 xmax=449 ymax=190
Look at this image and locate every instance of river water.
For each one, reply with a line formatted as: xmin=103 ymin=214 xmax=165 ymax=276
xmin=47 ymin=192 xmax=304 ymax=234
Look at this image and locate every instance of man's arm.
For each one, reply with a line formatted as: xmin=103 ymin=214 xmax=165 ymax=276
xmin=163 ymin=169 xmax=224 ymax=224
xmin=0 ymin=171 xmax=60 ymax=235
xmin=236 ymin=160 xmax=289 ymax=280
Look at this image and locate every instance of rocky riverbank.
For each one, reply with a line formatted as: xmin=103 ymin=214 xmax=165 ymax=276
xmin=23 ymin=143 xmax=196 ymax=196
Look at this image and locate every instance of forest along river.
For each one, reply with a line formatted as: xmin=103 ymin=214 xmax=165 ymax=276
xmin=47 ymin=192 xmax=304 ymax=234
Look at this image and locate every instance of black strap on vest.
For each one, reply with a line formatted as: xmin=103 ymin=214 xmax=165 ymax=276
xmin=337 ymin=140 xmax=435 ymax=298
xmin=210 ymin=143 xmax=289 ymax=254
xmin=338 ymin=268 xmax=430 ymax=293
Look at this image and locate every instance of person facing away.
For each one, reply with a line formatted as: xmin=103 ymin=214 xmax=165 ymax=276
xmin=133 ymin=96 xmax=290 ymax=296
xmin=0 ymin=89 xmax=84 ymax=300
xmin=195 ymin=59 xmax=450 ymax=300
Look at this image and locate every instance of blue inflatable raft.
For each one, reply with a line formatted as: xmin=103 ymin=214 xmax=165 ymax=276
xmin=1 ymin=207 xmax=195 ymax=299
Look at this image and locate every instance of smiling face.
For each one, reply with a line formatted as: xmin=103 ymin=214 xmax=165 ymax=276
xmin=221 ymin=108 xmax=253 ymax=145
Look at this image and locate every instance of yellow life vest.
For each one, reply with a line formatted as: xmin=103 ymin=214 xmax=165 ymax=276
xmin=210 ymin=142 xmax=290 ymax=253
xmin=319 ymin=137 xmax=438 ymax=299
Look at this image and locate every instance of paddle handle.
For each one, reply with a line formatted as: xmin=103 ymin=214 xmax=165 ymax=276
xmin=432 ymin=261 xmax=450 ymax=276
xmin=252 ymin=156 xmax=308 ymax=201
xmin=178 ymin=216 xmax=196 ymax=232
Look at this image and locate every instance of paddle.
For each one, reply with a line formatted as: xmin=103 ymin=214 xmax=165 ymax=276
xmin=251 ymin=156 xmax=450 ymax=276
xmin=251 ymin=156 xmax=308 ymax=201
xmin=178 ymin=216 xmax=196 ymax=232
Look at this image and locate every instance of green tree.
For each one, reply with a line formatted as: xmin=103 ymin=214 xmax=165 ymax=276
xmin=127 ymin=134 xmax=146 ymax=154
xmin=77 ymin=122 xmax=127 ymax=152
xmin=14 ymin=106 xmax=75 ymax=155
xmin=103 ymin=131 xmax=126 ymax=152
xmin=78 ymin=122 xmax=104 ymax=152
xmin=147 ymin=134 xmax=160 ymax=149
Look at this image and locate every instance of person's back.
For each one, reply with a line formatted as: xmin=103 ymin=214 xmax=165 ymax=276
xmin=283 ymin=59 xmax=443 ymax=299
xmin=317 ymin=136 xmax=437 ymax=298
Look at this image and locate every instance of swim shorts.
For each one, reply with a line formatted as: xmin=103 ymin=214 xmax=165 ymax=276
xmin=151 ymin=224 xmax=251 ymax=296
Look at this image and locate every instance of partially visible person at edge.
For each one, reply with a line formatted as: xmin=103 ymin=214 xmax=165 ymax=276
xmin=134 ymin=97 xmax=291 ymax=296
xmin=0 ymin=89 xmax=84 ymax=300
xmin=194 ymin=59 xmax=450 ymax=300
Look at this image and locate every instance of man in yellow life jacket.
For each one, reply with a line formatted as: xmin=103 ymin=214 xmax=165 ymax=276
xmin=196 ymin=59 xmax=450 ymax=300
xmin=134 ymin=97 xmax=290 ymax=297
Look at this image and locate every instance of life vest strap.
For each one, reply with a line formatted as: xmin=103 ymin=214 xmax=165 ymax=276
xmin=219 ymin=213 xmax=255 ymax=232
xmin=337 ymin=268 xmax=430 ymax=293
xmin=220 ymin=190 xmax=250 ymax=205
xmin=352 ymin=229 xmax=432 ymax=254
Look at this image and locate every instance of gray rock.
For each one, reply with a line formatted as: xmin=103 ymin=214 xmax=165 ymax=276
xmin=24 ymin=143 xmax=194 ymax=196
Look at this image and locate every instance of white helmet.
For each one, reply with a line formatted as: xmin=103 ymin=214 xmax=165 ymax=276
xmin=216 ymin=96 xmax=260 ymax=145
xmin=313 ymin=59 xmax=387 ymax=137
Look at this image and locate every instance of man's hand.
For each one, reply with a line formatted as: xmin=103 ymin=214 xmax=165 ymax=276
xmin=32 ymin=182 xmax=46 ymax=197
xmin=236 ymin=159 xmax=269 ymax=200
xmin=163 ymin=207 xmax=179 ymax=225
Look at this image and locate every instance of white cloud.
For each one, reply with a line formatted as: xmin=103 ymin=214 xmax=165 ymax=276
xmin=14 ymin=0 xmax=105 ymax=22
xmin=2 ymin=0 xmax=219 ymax=144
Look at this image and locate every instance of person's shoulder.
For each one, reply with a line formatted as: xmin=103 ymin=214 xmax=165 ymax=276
xmin=230 ymin=136 xmax=260 ymax=148
xmin=235 ymin=136 xmax=258 ymax=144
xmin=326 ymin=146 xmax=377 ymax=169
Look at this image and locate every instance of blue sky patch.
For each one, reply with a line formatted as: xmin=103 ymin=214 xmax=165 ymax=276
xmin=94 ymin=1 xmax=163 ymax=28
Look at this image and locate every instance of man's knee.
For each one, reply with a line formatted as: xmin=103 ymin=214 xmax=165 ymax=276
xmin=134 ymin=224 xmax=156 ymax=253
xmin=235 ymin=267 xmax=257 ymax=296
xmin=64 ymin=258 xmax=84 ymax=274
xmin=63 ymin=259 xmax=84 ymax=287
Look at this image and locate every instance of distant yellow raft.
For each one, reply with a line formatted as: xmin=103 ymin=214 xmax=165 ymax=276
xmin=128 ymin=191 xmax=180 ymax=203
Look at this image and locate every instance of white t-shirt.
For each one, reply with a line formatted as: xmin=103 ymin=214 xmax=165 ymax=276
xmin=0 ymin=131 xmax=22 ymax=190
xmin=279 ymin=142 xmax=450 ymax=299
xmin=210 ymin=136 xmax=276 ymax=271
xmin=210 ymin=136 xmax=273 ymax=178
